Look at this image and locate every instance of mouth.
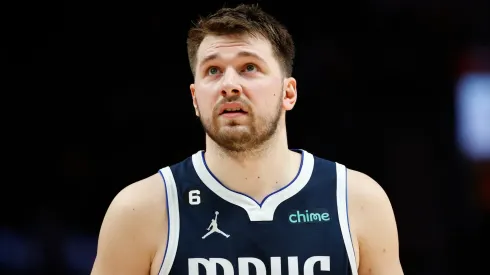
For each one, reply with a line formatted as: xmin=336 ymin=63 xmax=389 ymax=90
xmin=220 ymin=107 xmax=248 ymax=115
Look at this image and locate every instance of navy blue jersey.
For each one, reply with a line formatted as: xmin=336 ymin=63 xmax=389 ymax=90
xmin=157 ymin=150 xmax=357 ymax=275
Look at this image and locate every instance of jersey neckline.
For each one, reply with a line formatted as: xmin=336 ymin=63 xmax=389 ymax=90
xmin=191 ymin=150 xmax=315 ymax=221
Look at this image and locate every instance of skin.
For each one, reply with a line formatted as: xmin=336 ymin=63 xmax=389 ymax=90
xmin=91 ymin=34 xmax=404 ymax=275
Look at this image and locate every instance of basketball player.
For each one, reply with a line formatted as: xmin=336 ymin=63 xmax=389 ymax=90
xmin=91 ymin=4 xmax=403 ymax=275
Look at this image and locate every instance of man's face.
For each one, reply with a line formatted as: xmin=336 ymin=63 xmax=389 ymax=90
xmin=190 ymin=34 xmax=296 ymax=152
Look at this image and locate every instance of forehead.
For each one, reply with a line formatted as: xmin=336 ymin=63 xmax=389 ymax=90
xmin=197 ymin=34 xmax=275 ymax=64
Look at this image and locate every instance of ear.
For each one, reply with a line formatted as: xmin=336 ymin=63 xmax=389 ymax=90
xmin=190 ymin=84 xmax=200 ymax=117
xmin=282 ymin=77 xmax=297 ymax=111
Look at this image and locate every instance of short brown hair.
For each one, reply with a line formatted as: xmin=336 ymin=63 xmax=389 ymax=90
xmin=187 ymin=4 xmax=295 ymax=77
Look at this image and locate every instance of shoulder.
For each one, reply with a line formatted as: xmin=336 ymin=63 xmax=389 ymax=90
xmin=109 ymin=173 xmax=166 ymax=215
xmin=91 ymin=173 xmax=167 ymax=274
xmin=346 ymin=168 xmax=402 ymax=273
xmin=346 ymin=168 xmax=395 ymax=238
xmin=104 ymin=173 xmax=167 ymax=245
xmin=346 ymin=169 xmax=391 ymax=208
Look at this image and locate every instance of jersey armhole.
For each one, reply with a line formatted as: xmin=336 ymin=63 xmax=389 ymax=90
xmin=158 ymin=167 xmax=181 ymax=275
xmin=335 ymin=163 xmax=358 ymax=275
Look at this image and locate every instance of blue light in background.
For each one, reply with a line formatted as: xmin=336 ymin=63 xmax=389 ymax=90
xmin=456 ymin=73 xmax=490 ymax=160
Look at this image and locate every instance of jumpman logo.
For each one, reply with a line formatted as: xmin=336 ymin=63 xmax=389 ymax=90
xmin=202 ymin=211 xmax=230 ymax=239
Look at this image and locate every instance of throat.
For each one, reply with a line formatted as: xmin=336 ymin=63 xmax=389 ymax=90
xmin=202 ymin=145 xmax=304 ymax=204
xmin=231 ymin=175 xmax=285 ymax=204
xmin=209 ymin=152 xmax=303 ymax=204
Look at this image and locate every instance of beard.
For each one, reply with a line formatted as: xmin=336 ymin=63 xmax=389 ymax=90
xmin=198 ymin=93 xmax=282 ymax=153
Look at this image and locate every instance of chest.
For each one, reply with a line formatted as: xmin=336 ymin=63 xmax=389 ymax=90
xmin=170 ymin=198 xmax=348 ymax=274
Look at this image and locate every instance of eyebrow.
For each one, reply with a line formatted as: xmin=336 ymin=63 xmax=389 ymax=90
xmin=199 ymin=51 xmax=267 ymax=67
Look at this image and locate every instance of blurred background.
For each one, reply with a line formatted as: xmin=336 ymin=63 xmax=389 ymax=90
xmin=2 ymin=0 xmax=490 ymax=274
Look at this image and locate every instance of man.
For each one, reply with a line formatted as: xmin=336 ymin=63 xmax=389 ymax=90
xmin=91 ymin=4 xmax=403 ymax=275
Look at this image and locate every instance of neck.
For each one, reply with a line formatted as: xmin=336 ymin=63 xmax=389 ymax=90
xmin=203 ymin=128 xmax=302 ymax=203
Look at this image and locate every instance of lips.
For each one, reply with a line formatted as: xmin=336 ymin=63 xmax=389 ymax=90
xmin=219 ymin=102 xmax=248 ymax=115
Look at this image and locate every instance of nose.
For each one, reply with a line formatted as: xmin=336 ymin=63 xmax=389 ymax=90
xmin=220 ymin=69 xmax=242 ymax=98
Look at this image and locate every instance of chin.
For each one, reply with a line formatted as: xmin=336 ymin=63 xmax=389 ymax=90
xmin=218 ymin=127 xmax=252 ymax=138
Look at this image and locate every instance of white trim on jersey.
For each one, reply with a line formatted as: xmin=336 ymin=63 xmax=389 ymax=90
xmin=158 ymin=167 xmax=181 ymax=275
xmin=192 ymin=150 xmax=315 ymax=222
xmin=335 ymin=163 xmax=358 ymax=275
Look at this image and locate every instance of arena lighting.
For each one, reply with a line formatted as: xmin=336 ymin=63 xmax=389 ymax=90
xmin=456 ymin=72 xmax=490 ymax=161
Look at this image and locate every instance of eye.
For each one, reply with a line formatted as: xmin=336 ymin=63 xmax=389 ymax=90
xmin=244 ymin=64 xmax=258 ymax=73
xmin=207 ymin=66 xmax=220 ymax=75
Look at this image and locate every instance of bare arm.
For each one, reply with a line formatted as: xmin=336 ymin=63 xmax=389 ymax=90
xmin=348 ymin=170 xmax=404 ymax=275
xmin=91 ymin=175 xmax=167 ymax=275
